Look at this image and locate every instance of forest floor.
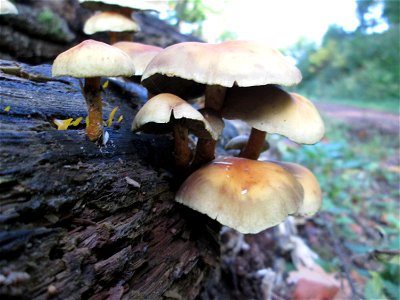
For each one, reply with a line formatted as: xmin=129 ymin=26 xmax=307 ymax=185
xmin=216 ymin=101 xmax=399 ymax=300
xmin=316 ymin=102 xmax=399 ymax=134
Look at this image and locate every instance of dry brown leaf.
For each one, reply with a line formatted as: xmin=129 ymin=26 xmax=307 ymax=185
xmin=288 ymin=265 xmax=342 ymax=300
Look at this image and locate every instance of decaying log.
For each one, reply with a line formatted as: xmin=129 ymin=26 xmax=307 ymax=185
xmin=0 ymin=0 xmax=201 ymax=64
xmin=0 ymin=60 xmax=220 ymax=299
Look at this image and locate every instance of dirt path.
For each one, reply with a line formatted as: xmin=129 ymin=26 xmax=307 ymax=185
xmin=316 ymin=102 xmax=399 ymax=134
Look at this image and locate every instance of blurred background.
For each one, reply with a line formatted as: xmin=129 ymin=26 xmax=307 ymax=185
xmin=1 ymin=0 xmax=399 ymax=299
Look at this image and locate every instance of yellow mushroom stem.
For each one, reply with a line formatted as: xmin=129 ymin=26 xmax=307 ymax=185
xmin=109 ymin=32 xmax=134 ymax=44
xmin=192 ymin=84 xmax=226 ymax=167
xmin=173 ymin=123 xmax=191 ymax=169
xmin=83 ymin=77 xmax=103 ymax=141
xmin=239 ymin=128 xmax=267 ymax=160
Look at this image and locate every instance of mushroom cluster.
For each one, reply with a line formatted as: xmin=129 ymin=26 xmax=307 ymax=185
xmin=131 ymin=40 xmax=325 ymax=233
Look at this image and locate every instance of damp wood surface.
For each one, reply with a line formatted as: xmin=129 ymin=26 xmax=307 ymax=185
xmin=0 ymin=60 xmax=220 ymax=300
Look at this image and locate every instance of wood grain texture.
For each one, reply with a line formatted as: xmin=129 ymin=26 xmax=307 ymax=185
xmin=0 ymin=60 xmax=220 ymax=300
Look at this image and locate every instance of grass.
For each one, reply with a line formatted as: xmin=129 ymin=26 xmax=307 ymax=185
xmin=270 ymin=117 xmax=400 ymax=299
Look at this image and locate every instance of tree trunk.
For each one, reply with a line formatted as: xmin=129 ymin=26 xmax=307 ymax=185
xmin=0 ymin=60 xmax=220 ymax=299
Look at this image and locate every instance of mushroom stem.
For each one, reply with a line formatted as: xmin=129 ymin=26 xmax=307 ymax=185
xmin=239 ymin=128 xmax=267 ymax=160
xmin=204 ymin=84 xmax=227 ymax=112
xmin=192 ymin=85 xmax=226 ymax=168
xmin=109 ymin=32 xmax=119 ymax=44
xmin=83 ymin=77 xmax=103 ymax=141
xmin=191 ymin=138 xmax=216 ymax=169
xmin=173 ymin=123 xmax=191 ymax=169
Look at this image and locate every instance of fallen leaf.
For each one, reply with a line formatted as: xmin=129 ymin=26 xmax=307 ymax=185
xmin=102 ymin=80 xmax=109 ymax=89
xmin=107 ymin=106 xmax=119 ymax=127
xmin=117 ymin=115 xmax=123 ymax=124
xmin=292 ymin=278 xmax=339 ymax=300
xmin=4 ymin=106 xmax=10 ymax=112
xmin=54 ymin=118 xmax=73 ymax=130
xmin=288 ymin=265 xmax=342 ymax=300
xmin=71 ymin=117 xmax=82 ymax=126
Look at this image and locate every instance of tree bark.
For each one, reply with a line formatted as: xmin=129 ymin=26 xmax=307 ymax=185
xmin=0 ymin=60 xmax=220 ymax=299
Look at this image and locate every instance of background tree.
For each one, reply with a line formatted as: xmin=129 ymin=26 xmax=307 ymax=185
xmin=287 ymin=0 xmax=399 ymax=104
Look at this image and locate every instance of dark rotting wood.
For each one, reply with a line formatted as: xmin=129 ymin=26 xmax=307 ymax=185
xmin=0 ymin=60 xmax=220 ymax=300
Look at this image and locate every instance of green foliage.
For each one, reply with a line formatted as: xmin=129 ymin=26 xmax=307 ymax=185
xmin=167 ymin=0 xmax=212 ymax=37
xmin=218 ymin=30 xmax=238 ymax=42
xmin=37 ymin=9 xmax=64 ymax=38
xmin=287 ymin=0 xmax=400 ymax=107
xmin=273 ymin=118 xmax=399 ymax=299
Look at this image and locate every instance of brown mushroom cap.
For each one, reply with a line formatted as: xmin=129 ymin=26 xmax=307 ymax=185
xmin=175 ymin=156 xmax=304 ymax=234
xmin=132 ymin=93 xmax=219 ymax=140
xmin=141 ymin=40 xmax=302 ymax=99
xmin=52 ymin=39 xmax=135 ymax=78
xmin=273 ymin=161 xmax=322 ymax=216
xmin=83 ymin=12 xmax=140 ymax=35
xmin=222 ymin=85 xmax=325 ymax=144
xmin=0 ymin=0 xmax=18 ymax=15
xmin=112 ymin=41 xmax=162 ymax=76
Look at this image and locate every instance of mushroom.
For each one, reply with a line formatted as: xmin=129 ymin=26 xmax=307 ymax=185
xmin=175 ymin=156 xmax=304 ymax=234
xmin=112 ymin=41 xmax=162 ymax=82
xmin=222 ymin=85 xmax=325 ymax=159
xmin=0 ymin=0 xmax=18 ymax=15
xmin=141 ymin=40 xmax=302 ymax=165
xmin=52 ymin=39 xmax=135 ymax=141
xmin=132 ymin=93 xmax=221 ymax=169
xmin=272 ymin=161 xmax=322 ymax=217
xmin=83 ymin=11 xmax=140 ymax=43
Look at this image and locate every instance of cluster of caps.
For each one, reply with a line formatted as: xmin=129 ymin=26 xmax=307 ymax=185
xmin=133 ymin=41 xmax=325 ymax=234
xmin=50 ymin=0 xmax=326 ymax=234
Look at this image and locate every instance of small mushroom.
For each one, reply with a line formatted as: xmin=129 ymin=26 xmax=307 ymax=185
xmin=175 ymin=156 xmax=304 ymax=234
xmin=83 ymin=12 xmax=140 ymax=43
xmin=222 ymin=85 xmax=325 ymax=159
xmin=0 ymin=0 xmax=18 ymax=15
xmin=273 ymin=161 xmax=322 ymax=217
xmin=132 ymin=93 xmax=220 ymax=169
xmin=52 ymin=39 xmax=135 ymax=141
xmin=112 ymin=41 xmax=162 ymax=82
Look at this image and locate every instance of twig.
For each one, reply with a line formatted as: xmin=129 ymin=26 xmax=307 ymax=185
xmin=321 ymin=213 xmax=363 ymax=300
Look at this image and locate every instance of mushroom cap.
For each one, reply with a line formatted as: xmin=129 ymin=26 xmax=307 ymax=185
xmin=83 ymin=12 xmax=140 ymax=35
xmin=112 ymin=41 xmax=162 ymax=76
xmin=79 ymin=0 xmax=161 ymax=12
xmin=141 ymin=40 xmax=302 ymax=99
xmin=273 ymin=161 xmax=322 ymax=217
xmin=0 ymin=0 xmax=18 ymax=15
xmin=132 ymin=93 xmax=219 ymax=140
xmin=52 ymin=39 xmax=135 ymax=78
xmin=222 ymin=85 xmax=325 ymax=144
xmin=175 ymin=156 xmax=304 ymax=234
